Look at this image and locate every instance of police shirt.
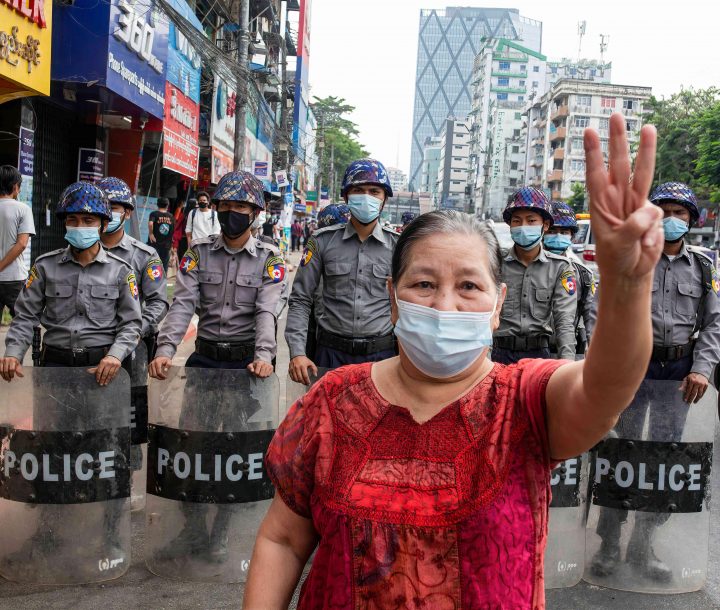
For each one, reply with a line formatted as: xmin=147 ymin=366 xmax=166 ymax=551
xmin=496 ymin=247 xmax=578 ymax=360
xmin=155 ymin=234 xmax=285 ymax=363
xmin=108 ymin=233 xmax=168 ymax=336
xmin=285 ymin=221 xmax=399 ymax=359
xmin=651 ymin=244 xmax=720 ymax=378
xmin=4 ymin=246 xmax=142 ymax=362
xmin=566 ymin=249 xmax=596 ymax=339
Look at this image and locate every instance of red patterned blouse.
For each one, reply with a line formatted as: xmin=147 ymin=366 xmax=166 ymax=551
xmin=266 ymin=359 xmax=564 ymax=609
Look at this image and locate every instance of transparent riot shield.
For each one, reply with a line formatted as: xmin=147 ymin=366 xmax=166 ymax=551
xmin=285 ymin=367 xmax=332 ymax=412
xmin=145 ymin=367 xmax=279 ymax=583
xmin=0 ymin=367 xmax=131 ymax=584
xmin=544 ymin=454 xmax=588 ymax=588
xmin=584 ymin=380 xmax=716 ymax=593
xmin=130 ymin=340 xmax=149 ymax=512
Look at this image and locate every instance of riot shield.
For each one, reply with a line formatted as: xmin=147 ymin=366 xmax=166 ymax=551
xmin=544 ymin=454 xmax=588 ymax=588
xmin=285 ymin=367 xmax=332 ymax=412
xmin=584 ymin=380 xmax=716 ymax=593
xmin=0 ymin=367 xmax=131 ymax=584
xmin=145 ymin=367 xmax=279 ymax=583
xmin=130 ymin=340 xmax=149 ymax=512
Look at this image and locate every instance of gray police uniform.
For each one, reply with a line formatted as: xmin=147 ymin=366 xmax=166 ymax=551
xmin=155 ymin=234 xmax=285 ymax=367
xmin=552 ymin=249 xmax=596 ymax=355
xmin=493 ymin=247 xmax=578 ymax=363
xmin=285 ymin=221 xmax=399 ymax=367
xmin=107 ymin=233 xmax=168 ymax=338
xmin=4 ymin=246 xmax=142 ymax=365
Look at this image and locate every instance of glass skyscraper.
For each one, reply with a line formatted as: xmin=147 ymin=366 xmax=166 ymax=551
xmin=409 ymin=7 xmax=542 ymax=189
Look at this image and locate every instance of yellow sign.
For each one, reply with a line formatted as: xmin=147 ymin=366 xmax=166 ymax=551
xmin=0 ymin=0 xmax=52 ymax=102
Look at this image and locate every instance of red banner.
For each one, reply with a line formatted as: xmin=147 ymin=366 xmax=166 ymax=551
xmin=162 ymin=82 xmax=199 ymax=179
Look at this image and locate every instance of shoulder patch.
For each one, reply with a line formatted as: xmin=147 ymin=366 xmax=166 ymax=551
xmin=24 ymin=265 xmax=39 ymax=290
xmin=127 ymin=272 xmax=139 ymax=299
xmin=146 ymin=258 xmax=164 ymax=282
xmin=300 ymin=237 xmax=318 ymax=267
xmin=560 ymin=268 xmax=577 ymax=296
xmin=179 ymin=250 xmax=199 ymax=274
xmin=266 ymin=255 xmax=286 ymax=283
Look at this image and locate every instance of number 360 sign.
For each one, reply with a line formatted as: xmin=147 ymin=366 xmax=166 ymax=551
xmin=113 ymin=0 xmax=164 ymax=74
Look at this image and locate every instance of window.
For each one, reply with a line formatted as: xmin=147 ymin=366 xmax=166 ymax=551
xmin=576 ymin=95 xmax=592 ymax=107
xmin=551 ymin=66 xmax=558 ymax=74
xmin=532 ymin=80 xmax=539 ymax=88
xmin=533 ymin=65 xmax=540 ymax=73
xmin=599 ymin=118 xmax=610 ymax=130
xmin=509 ymin=178 xmax=518 ymax=187
xmin=601 ymin=97 xmax=615 ymax=108
xmin=510 ymin=162 xmax=518 ymax=170
xmin=574 ymin=116 xmax=590 ymax=128
xmin=519 ymin=80 xmax=526 ymax=87
xmin=570 ymin=68 xmax=577 ymax=75
xmin=623 ymin=99 xmax=637 ymax=110
xmin=517 ymin=95 xmax=524 ymax=102
xmin=515 ymin=113 xmax=522 ymax=120
xmin=498 ymin=77 xmax=509 ymax=86
xmin=498 ymin=61 xmax=510 ymax=71
xmin=513 ymin=129 xmax=520 ymax=137
xmin=626 ymin=120 xmax=637 ymax=132
xmin=570 ymin=160 xmax=586 ymax=172
xmin=520 ymin=64 xmax=526 ymax=71
xmin=600 ymin=139 xmax=609 ymax=153
xmin=571 ymin=138 xmax=583 ymax=151
xmin=497 ymin=93 xmax=508 ymax=100
xmin=512 ymin=146 xmax=519 ymax=153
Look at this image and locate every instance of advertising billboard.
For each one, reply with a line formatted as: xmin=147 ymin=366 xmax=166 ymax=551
xmin=211 ymin=73 xmax=236 ymax=183
xmin=163 ymin=82 xmax=200 ymax=179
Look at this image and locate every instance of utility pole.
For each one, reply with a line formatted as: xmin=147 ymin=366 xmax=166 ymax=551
xmin=329 ymin=142 xmax=335 ymax=202
xmin=233 ymin=0 xmax=250 ymax=170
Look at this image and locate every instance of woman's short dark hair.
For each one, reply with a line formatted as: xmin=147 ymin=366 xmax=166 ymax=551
xmin=391 ymin=210 xmax=502 ymax=289
xmin=0 ymin=166 xmax=22 ymax=197
xmin=196 ymin=191 xmax=209 ymax=200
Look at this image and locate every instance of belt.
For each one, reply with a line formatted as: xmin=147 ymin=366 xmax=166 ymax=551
xmin=195 ymin=338 xmax=255 ymax=362
xmin=493 ymin=335 xmax=550 ymax=351
xmin=651 ymin=342 xmax=694 ymax=362
xmin=41 ymin=344 xmax=111 ymax=366
xmin=317 ymin=328 xmax=396 ymax=356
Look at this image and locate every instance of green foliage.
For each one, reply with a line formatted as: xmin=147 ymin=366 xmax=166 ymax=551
xmin=695 ymin=102 xmax=720 ymax=203
xmin=311 ymin=96 xmax=368 ymax=199
xmin=567 ymin=182 xmax=586 ymax=212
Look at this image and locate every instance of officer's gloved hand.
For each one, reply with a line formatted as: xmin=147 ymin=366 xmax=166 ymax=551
xmin=0 ymin=357 xmax=23 ymax=382
xmin=89 ymin=355 xmax=122 ymax=387
xmin=248 ymin=360 xmax=273 ymax=379
xmin=289 ymin=355 xmax=318 ymax=385
xmin=149 ymin=356 xmax=172 ymax=380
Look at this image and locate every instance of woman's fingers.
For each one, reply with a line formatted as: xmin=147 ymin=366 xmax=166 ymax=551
xmin=608 ymin=114 xmax=631 ymax=197
xmin=631 ymin=124 xmax=657 ymax=202
xmin=584 ymin=127 xmax=607 ymax=203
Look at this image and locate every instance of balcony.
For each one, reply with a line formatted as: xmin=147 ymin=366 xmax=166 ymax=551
xmin=530 ymin=176 xmax=543 ymax=187
xmin=549 ymin=127 xmax=566 ymax=142
xmin=491 ymin=70 xmax=528 ymax=79
xmin=530 ymin=156 xmax=543 ymax=168
xmin=547 ymin=169 xmax=564 ymax=183
xmin=551 ymin=104 xmax=569 ymax=121
xmin=553 ymin=148 xmax=565 ymax=160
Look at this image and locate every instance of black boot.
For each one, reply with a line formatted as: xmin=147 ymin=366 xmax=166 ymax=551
xmin=626 ymin=520 xmax=672 ymax=583
xmin=154 ymin=507 xmax=209 ymax=561
xmin=590 ymin=539 xmax=621 ymax=577
xmin=207 ymin=506 xmax=232 ymax=564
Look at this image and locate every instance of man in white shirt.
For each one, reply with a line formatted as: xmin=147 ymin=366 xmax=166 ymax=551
xmin=0 ymin=166 xmax=36 ymax=318
xmin=185 ymin=191 xmax=220 ymax=245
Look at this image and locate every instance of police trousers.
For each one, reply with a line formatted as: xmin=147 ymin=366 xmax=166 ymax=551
xmin=491 ymin=347 xmax=552 ymax=365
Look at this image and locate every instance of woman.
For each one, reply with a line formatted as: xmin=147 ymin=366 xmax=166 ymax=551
xmin=244 ymin=115 xmax=663 ymax=608
xmin=173 ymin=197 xmax=197 ymax=259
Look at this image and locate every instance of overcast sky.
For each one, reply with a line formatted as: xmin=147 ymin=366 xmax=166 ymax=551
xmin=308 ymin=0 xmax=718 ymax=176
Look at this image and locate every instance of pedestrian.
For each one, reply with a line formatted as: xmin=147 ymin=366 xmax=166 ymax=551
xmin=0 ymin=166 xmax=36 ymax=319
xmin=492 ymin=187 xmax=577 ymax=363
xmin=185 ymin=191 xmax=220 ymax=246
xmin=589 ymin=181 xmax=720 ymax=582
xmin=174 ymin=198 xmax=196 ymax=259
xmin=243 ymin=115 xmax=667 ymax=609
xmin=286 ymin=158 xmax=399 ymax=384
xmin=544 ymin=200 xmax=596 ymax=355
xmin=291 ymin=218 xmax=303 ymax=252
xmin=98 ymin=177 xmax=169 ymax=358
xmin=148 ymin=197 xmax=175 ymax=272
xmin=400 ymin=210 xmax=417 ymax=232
xmin=148 ymin=171 xmax=285 ymax=563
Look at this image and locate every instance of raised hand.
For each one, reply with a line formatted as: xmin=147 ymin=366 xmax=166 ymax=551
xmin=584 ymin=113 xmax=663 ymax=279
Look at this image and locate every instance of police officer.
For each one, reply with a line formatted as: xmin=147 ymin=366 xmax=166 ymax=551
xmin=400 ymin=211 xmax=417 ymax=232
xmin=590 ymin=182 xmax=720 ymax=582
xmin=0 ymin=182 xmax=142 ymax=565
xmin=286 ymin=159 xmax=399 ymax=384
xmin=544 ymin=200 xmax=596 ymax=354
xmin=492 ymin=187 xmax=577 ymax=364
xmin=98 ymin=177 xmax=168 ymax=356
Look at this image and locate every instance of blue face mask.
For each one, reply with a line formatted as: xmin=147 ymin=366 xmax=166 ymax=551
xmin=510 ymin=225 xmax=543 ymax=250
xmin=106 ymin=211 xmax=124 ymax=234
xmin=394 ymin=297 xmax=497 ymax=378
xmin=663 ymin=217 xmax=689 ymax=242
xmin=65 ymin=227 xmax=100 ymax=250
xmin=543 ymin=233 xmax=573 ymax=254
xmin=347 ymin=193 xmax=383 ymax=224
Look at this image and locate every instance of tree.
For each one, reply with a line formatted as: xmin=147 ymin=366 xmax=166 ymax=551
xmin=567 ymin=182 xmax=586 ymax=213
xmin=311 ymin=96 xmax=369 ymax=199
xmin=695 ymin=102 xmax=720 ymax=203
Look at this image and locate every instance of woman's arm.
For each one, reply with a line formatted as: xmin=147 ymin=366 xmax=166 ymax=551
xmin=243 ymin=494 xmax=318 ymax=610
xmin=546 ymin=113 xmax=664 ymax=460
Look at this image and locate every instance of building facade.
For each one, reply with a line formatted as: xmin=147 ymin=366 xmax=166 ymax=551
xmin=420 ymin=136 xmax=442 ymax=206
xmin=386 ymin=167 xmax=408 ymax=195
xmin=409 ymin=7 xmax=542 ymax=189
xmin=437 ymin=118 xmax=471 ymax=210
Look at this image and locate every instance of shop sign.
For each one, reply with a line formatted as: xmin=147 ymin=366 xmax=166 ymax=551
xmin=107 ymin=0 xmax=168 ymax=119
xmin=17 ymin=126 xmax=34 ymax=270
xmin=293 ymin=203 xmax=305 ymax=213
xmin=252 ymin=161 xmax=269 ymax=179
xmin=0 ymin=0 xmax=52 ymax=100
xmin=165 ymin=0 xmax=203 ymax=104
xmin=210 ymin=73 xmax=236 ymax=183
xmin=77 ymin=148 xmax=105 ymax=183
xmin=163 ymin=82 xmax=199 ymax=179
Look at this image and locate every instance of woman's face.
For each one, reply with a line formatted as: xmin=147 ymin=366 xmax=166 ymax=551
xmin=389 ymin=232 xmax=506 ymax=331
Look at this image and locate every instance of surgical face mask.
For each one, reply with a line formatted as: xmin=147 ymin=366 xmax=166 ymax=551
xmin=65 ymin=226 xmax=100 ymax=250
xmin=218 ymin=210 xmax=252 ymax=239
xmin=663 ymin=217 xmax=689 ymax=242
xmin=347 ymin=193 xmax=383 ymax=224
xmin=394 ymin=297 xmax=497 ymax=379
xmin=543 ymin=233 xmax=572 ymax=254
xmin=106 ymin=211 xmax=124 ymax=234
xmin=510 ymin=225 xmax=543 ymax=250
